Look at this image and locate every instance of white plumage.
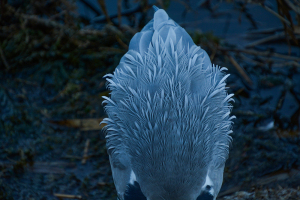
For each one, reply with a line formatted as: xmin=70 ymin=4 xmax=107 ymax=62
xmin=102 ymin=6 xmax=235 ymax=200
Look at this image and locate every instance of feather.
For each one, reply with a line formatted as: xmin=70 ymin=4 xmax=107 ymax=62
xmin=153 ymin=10 xmax=168 ymax=30
xmin=216 ymin=74 xmax=230 ymax=88
xmin=222 ymin=94 xmax=234 ymax=104
xmin=102 ymin=96 xmax=116 ymax=105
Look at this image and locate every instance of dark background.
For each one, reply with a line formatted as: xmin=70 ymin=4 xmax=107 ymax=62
xmin=1 ymin=0 xmax=300 ymax=199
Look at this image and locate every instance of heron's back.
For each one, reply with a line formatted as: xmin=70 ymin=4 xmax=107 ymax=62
xmin=102 ymin=9 xmax=234 ymax=199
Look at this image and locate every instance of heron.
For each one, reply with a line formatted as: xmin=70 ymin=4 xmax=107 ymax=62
xmin=101 ymin=6 xmax=235 ymax=200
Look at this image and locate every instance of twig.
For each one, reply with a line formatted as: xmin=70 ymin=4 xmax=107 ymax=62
xmin=50 ymin=10 xmax=67 ymax=20
xmin=5 ymin=158 xmax=18 ymax=165
xmin=232 ymin=110 xmax=264 ymax=117
xmin=98 ymin=182 xmax=107 ymax=186
xmin=77 ymin=29 xmax=105 ymax=36
xmin=120 ymin=24 xmax=137 ymax=35
xmin=104 ymin=24 xmax=123 ymax=36
xmin=219 ymin=47 xmax=300 ymax=61
xmin=156 ymin=0 xmax=165 ymax=9
xmin=275 ymin=90 xmax=286 ymax=112
xmin=7 ymin=4 xmax=106 ymax=38
xmin=240 ymin=54 xmax=264 ymax=67
xmin=260 ymin=4 xmax=291 ymax=26
xmin=7 ymin=4 xmax=71 ymax=32
xmin=173 ymin=0 xmax=192 ymax=11
xmin=234 ymin=88 xmax=245 ymax=96
xmin=53 ymin=193 xmax=82 ymax=199
xmin=274 ymin=61 xmax=300 ymax=67
xmin=240 ymin=54 xmax=300 ymax=67
xmin=97 ymin=0 xmax=112 ymax=24
xmin=115 ymin=35 xmax=128 ymax=50
xmin=47 ymin=118 xmax=104 ymax=131
xmin=62 ymin=155 xmax=82 ymax=160
xmin=218 ymin=185 xmax=241 ymax=197
xmin=0 ymin=169 xmax=8 ymax=178
xmin=82 ymin=139 xmax=90 ymax=164
xmin=7 ymin=4 xmax=107 ymax=37
xmin=0 ymin=47 xmax=10 ymax=70
xmin=20 ymin=14 xmax=65 ymax=30
xmin=92 ymin=5 xmax=142 ymax=23
xmin=98 ymin=47 xmax=126 ymax=54
xmin=227 ymin=55 xmax=253 ymax=87
xmin=245 ymin=32 xmax=285 ymax=48
xmin=209 ymin=44 xmax=217 ymax=61
xmin=118 ymin=0 xmax=122 ymax=26
xmin=247 ymin=27 xmax=284 ymax=35
xmin=284 ymin=0 xmax=300 ymax=15
xmin=79 ymin=0 xmax=102 ymax=16
xmin=206 ymin=42 xmax=218 ymax=62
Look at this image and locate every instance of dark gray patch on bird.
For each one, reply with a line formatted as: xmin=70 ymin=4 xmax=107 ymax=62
xmin=124 ymin=181 xmax=147 ymax=200
xmin=196 ymin=190 xmax=214 ymax=200
xmin=205 ymin=185 xmax=212 ymax=190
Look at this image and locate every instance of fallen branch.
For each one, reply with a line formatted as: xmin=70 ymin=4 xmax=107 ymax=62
xmin=53 ymin=193 xmax=82 ymax=199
